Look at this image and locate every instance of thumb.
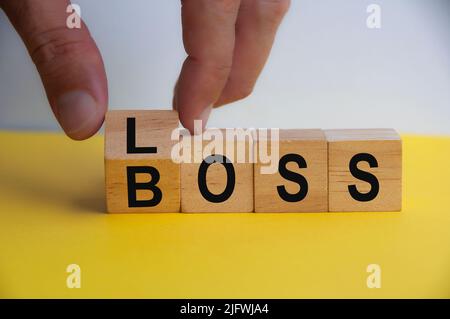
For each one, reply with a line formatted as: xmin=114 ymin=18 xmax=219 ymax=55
xmin=1 ymin=0 xmax=108 ymax=140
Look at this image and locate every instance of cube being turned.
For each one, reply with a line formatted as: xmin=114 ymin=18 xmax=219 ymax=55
xmin=179 ymin=129 xmax=254 ymax=213
xmin=254 ymin=129 xmax=328 ymax=212
xmin=105 ymin=110 xmax=180 ymax=213
xmin=325 ymin=129 xmax=402 ymax=212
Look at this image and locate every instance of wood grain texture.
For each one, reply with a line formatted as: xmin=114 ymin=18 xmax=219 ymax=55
xmin=105 ymin=110 xmax=180 ymax=213
xmin=254 ymin=129 xmax=328 ymax=212
xmin=180 ymin=129 xmax=254 ymax=213
xmin=325 ymin=129 xmax=402 ymax=212
xmin=105 ymin=110 xmax=179 ymax=160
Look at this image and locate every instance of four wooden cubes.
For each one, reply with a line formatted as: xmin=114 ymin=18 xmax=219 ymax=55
xmin=105 ymin=111 xmax=402 ymax=213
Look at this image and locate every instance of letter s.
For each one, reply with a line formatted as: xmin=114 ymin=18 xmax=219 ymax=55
xmin=348 ymin=153 xmax=379 ymax=201
xmin=277 ymin=153 xmax=308 ymax=202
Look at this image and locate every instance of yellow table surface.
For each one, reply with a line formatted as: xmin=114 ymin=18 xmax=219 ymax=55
xmin=0 ymin=131 xmax=449 ymax=299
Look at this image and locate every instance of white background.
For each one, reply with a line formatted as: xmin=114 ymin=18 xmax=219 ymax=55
xmin=0 ymin=0 xmax=449 ymax=134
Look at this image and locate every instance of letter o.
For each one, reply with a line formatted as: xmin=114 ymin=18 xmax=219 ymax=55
xmin=198 ymin=154 xmax=235 ymax=203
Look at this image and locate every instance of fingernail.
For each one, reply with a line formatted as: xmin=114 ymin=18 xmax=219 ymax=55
xmin=56 ymin=90 xmax=99 ymax=138
xmin=194 ymin=105 xmax=212 ymax=135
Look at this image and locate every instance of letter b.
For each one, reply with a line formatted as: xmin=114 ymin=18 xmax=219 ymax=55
xmin=127 ymin=166 xmax=162 ymax=207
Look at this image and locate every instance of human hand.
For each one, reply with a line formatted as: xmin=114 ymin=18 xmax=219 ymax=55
xmin=0 ymin=0 xmax=290 ymax=139
xmin=175 ymin=0 xmax=290 ymax=133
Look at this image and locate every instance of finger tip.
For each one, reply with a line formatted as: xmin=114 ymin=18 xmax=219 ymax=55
xmin=64 ymin=116 xmax=104 ymax=141
xmin=56 ymin=90 xmax=106 ymax=140
xmin=178 ymin=104 xmax=212 ymax=135
xmin=178 ymin=116 xmax=196 ymax=135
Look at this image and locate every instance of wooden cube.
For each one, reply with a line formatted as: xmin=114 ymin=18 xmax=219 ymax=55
xmin=180 ymin=129 xmax=254 ymax=213
xmin=105 ymin=110 xmax=180 ymax=213
xmin=254 ymin=129 xmax=328 ymax=213
xmin=325 ymin=129 xmax=402 ymax=212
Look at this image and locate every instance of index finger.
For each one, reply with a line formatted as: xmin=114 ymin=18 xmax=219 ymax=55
xmin=174 ymin=0 xmax=241 ymax=134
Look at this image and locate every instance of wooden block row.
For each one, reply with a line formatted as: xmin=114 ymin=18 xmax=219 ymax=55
xmin=105 ymin=110 xmax=402 ymax=213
